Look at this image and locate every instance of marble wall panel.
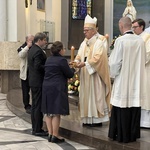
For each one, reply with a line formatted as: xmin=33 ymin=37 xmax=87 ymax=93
xmin=0 ymin=42 xmax=23 ymax=70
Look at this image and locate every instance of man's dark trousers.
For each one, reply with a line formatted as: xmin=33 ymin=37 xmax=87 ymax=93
xmin=21 ymin=76 xmax=30 ymax=109
xmin=31 ymin=87 xmax=43 ymax=132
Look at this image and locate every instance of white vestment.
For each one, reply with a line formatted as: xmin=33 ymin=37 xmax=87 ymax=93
xmin=139 ymin=32 xmax=150 ymax=127
xmin=145 ymin=27 xmax=150 ymax=34
xmin=75 ymin=34 xmax=111 ymax=124
xmin=96 ymin=32 xmax=108 ymax=53
xmin=109 ymin=34 xmax=146 ymax=108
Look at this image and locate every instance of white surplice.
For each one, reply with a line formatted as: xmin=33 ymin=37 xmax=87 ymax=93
xmin=109 ymin=34 xmax=146 ymax=108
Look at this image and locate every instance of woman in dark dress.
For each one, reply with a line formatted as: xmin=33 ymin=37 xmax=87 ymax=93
xmin=41 ymin=41 xmax=75 ymax=143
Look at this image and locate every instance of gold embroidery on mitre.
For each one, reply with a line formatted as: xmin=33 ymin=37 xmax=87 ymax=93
xmin=84 ymin=23 xmax=96 ymax=29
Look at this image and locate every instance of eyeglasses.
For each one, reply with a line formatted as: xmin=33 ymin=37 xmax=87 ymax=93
xmin=132 ymin=26 xmax=140 ymax=29
xmin=83 ymin=29 xmax=90 ymax=32
xmin=83 ymin=28 xmax=93 ymax=33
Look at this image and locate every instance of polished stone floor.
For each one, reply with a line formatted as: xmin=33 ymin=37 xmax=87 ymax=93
xmin=3 ymin=89 xmax=150 ymax=150
xmin=0 ymin=93 xmax=95 ymax=150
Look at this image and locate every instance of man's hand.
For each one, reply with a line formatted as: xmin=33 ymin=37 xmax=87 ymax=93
xmin=76 ymin=62 xmax=85 ymax=68
xmin=27 ymin=41 xmax=33 ymax=48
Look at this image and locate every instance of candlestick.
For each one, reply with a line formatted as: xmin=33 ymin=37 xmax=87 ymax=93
xmin=71 ymin=46 xmax=75 ymax=62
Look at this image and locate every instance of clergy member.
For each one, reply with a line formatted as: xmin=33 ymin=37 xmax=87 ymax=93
xmin=74 ymin=15 xmax=111 ymax=127
xmin=132 ymin=18 xmax=150 ymax=128
xmin=145 ymin=21 xmax=150 ymax=34
xmin=108 ymin=17 xmax=146 ymax=143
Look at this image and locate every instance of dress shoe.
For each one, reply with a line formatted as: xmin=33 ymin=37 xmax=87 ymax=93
xmin=48 ymin=134 xmax=52 ymax=142
xmin=140 ymin=126 xmax=150 ymax=129
xmin=83 ymin=123 xmax=102 ymax=127
xmin=51 ymin=135 xmax=65 ymax=143
xmin=32 ymin=130 xmax=48 ymax=136
xmin=89 ymin=123 xmax=102 ymax=127
xmin=25 ymin=105 xmax=31 ymax=114
xmin=25 ymin=108 xmax=31 ymax=114
xmin=82 ymin=123 xmax=90 ymax=126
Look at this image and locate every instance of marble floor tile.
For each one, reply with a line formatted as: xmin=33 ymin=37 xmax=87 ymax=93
xmin=3 ymin=91 xmax=150 ymax=149
xmin=0 ymin=96 xmax=95 ymax=150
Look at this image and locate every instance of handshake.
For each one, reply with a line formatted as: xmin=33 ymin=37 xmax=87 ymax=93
xmin=69 ymin=61 xmax=77 ymax=68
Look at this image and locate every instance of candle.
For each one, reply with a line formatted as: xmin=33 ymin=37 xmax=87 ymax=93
xmin=71 ymin=46 xmax=75 ymax=62
xmin=105 ymin=34 xmax=109 ymax=46
xmin=105 ymin=34 xmax=109 ymax=40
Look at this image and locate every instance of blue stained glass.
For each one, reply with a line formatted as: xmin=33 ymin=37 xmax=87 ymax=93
xmin=72 ymin=0 xmax=92 ymax=20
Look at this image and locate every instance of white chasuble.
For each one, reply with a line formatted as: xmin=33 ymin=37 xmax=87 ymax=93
xmin=75 ymin=35 xmax=111 ymax=124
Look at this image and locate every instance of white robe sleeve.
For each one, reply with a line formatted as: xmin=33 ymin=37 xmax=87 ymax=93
xmin=109 ymin=39 xmax=123 ymax=78
xmin=145 ymin=38 xmax=150 ymax=64
xmin=85 ymin=62 xmax=96 ymax=75
xmin=18 ymin=46 xmax=29 ymax=58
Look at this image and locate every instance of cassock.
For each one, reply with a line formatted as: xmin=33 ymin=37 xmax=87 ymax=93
xmin=75 ymin=34 xmax=111 ymax=124
xmin=108 ymin=32 xmax=146 ymax=143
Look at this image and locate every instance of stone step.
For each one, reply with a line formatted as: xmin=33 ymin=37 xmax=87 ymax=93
xmin=6 ymin=89 xmax=150 ymax=150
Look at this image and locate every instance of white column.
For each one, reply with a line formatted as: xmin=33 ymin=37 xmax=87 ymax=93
xmin=51 ymin=0 xmax=61 ymax=41
xmin=0 ymin=1 xmax=7 ymax=41
xmin=7 ymin=0 xmax=26 ymax=42
xmin=104 ymin=0 xmax=113 ymax=54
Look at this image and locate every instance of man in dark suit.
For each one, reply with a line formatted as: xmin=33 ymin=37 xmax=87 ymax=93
xmin=28 ymin=32 xmax=47 ymax=136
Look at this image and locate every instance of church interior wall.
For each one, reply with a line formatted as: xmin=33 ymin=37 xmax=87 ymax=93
xmin=7 ymin=0 xmax=18 ymax=41
xmin=104 ymin=0 xmax=113 ymax=49
xmin=113 ymin=0 xmax=150 ymax=37
xmin=0 ymin=1 xmax=7 ymax=41
xmin=64 ymin=0 xmax=110 ymax=54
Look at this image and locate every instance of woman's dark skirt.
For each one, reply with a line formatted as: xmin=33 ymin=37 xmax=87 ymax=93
xmin=108 ymin=106 xmax=141 ymax=143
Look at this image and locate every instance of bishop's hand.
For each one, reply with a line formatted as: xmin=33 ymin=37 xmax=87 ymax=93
xmin=75 ymin=62 xmax=85 ymax=68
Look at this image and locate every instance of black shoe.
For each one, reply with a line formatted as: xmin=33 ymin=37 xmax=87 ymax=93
xmin=48 ymin=134 xmax=52 ymax=142
xmin=25 ymin=108 xmax=31 ymax=114
xmin=25 ymin=105 xmax=31 ymax=114
xmin=32 ymin=130 xmax=48 ymax=136
xmin=140 ymin=126 xmax=150 ymax=129
xmin=51 ymin=136 xmax=65 ymax=143
xmin=89 ymin=123 xmax=102 ymax=127
xmin=83 ymin=123 xmax=102 ymax=127
xmin=82 ymin=123 xmax=90 ymax=127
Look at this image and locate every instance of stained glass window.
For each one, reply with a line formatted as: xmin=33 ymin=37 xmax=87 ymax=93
xmin=72 ymin=0 xmax=92 ymax=20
